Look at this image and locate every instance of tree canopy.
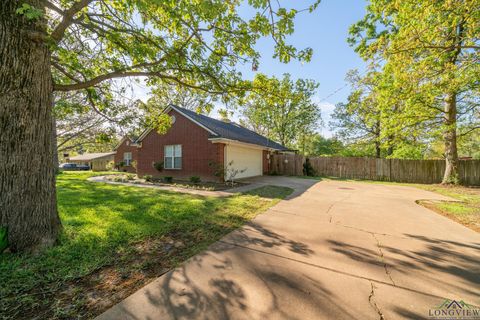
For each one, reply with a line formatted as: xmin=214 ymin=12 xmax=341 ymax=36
xmin=1 ymin=0 xmax=320 ymax=252
xmin=239 ymin=73 xmax=321 ymax=148
xmin=44 ymin=0 xmax=321 ymax=155
xmin=347 ymin=0 xmax=479 ymax=181
xmin=46 ymin=0 xmax=319 ymax=99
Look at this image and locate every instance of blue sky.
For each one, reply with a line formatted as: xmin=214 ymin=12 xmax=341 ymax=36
xmin=133 ymin=0 xmax=368 ymax=137
xmin=237 ymin=0 xmax=368 ymax=137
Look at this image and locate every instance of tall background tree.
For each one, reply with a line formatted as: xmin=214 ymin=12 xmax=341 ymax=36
xmin=330 ymin=70 xmax=383 ymax=158
xmin=54 ymin=91 xmax=144 ymax=162
xmin=348 ymin=0 xmax=480 ymax=183
xmin=330 ymin=69 xmax=431 ymax=159
xmin=299 ymin=133 xmax=344 ymax=157
xmin=240 ymin=73 xmax=321 ymax=149
xmin=146 ymin=85 xmax=215 ymax=115
xmin=0 ymin=0 xmax=319 ymax=252
xmin=140 ymin=84 xmax=217 ymax=134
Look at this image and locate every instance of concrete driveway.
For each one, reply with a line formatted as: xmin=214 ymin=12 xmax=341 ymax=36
xmin=97 ymin=177 xmax=480 ymax=320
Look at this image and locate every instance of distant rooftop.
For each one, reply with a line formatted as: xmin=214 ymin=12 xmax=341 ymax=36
xmin=69 ymin=152 xmax=116 ymax=161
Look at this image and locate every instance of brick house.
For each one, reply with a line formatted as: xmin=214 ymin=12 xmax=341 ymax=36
xmin=114 ymin=105 xmax=289 ymax=181
xmin=113 ymin=136 xmax=138 ymax=173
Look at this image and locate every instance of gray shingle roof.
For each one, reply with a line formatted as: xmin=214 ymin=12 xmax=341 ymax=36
xmin=171 ymin=105 xmax=289 ymax=151
xmin=69 ymin=152 xmax=116 ymax=161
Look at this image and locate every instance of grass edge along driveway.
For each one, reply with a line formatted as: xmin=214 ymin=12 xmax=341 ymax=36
xmin=0 ymin=171 xmax=293 ymax=320
xmin=298 ymin=175 xmax=479 ymax=232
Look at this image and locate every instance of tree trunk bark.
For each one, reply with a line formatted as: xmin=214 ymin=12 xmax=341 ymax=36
xmin=375 ymin=141 xmax=381 ymax=158
xmin=374 ymin=120 xmax=381 ymax=158
xmin=442 ymin=93 xmax=459 ymax=184
xmin=52 ymin=114 xmax=59 ymax=174
xmin=386 ymin=135 xmax=394 ymax=157
xmin=0 ymin=1 xmax=61 ymax=252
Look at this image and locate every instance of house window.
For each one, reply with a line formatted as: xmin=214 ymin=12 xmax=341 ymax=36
xmin=164 ymin=145 xmax=182 ymax=169
xmin=123 ymin=152 xmax=132 ymax=166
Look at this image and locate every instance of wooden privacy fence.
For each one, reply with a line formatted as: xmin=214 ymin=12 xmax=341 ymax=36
xmin=270 ymin=154 xmax=480 ymax=185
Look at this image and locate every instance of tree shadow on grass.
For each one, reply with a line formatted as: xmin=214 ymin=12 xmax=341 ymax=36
xmin=1 ymin=177 xmax=297 ymax=319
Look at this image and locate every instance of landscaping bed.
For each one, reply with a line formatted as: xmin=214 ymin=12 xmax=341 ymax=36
xmin=0 ymin=172 xmax=292 ymax=319
xmin=104 ymin=173 xmax=248 ymax=191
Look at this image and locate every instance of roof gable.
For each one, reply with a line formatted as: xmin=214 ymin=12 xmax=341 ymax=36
xmin=136 ymin=104 xmax=289 ymax=151
xmin=170 ymin=105 xmax=288 ymax=151
xmin=113 ymin=136 xmax=132 ymax=150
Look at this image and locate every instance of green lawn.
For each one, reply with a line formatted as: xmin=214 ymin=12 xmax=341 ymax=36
xmin=0 ymin=172 xmax=292 ymax=319
xmin=298 ymin=175 xmax=480 ymax=232
xmin=412 ymin=184 xmax=480 ymax=232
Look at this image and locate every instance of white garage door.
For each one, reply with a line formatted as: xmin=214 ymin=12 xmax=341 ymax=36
xmin=225 ymin=144 xmax=263 ymax=179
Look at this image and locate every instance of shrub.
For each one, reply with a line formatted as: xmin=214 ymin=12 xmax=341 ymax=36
xmin=115 ymin=161 xmax=125 ymax=169
xmin=190 ymin=176 xmax=201 ymax=184
xmin=225 ymin=161 xmax=246 ymax=186
xmin=143 ymin=174 xmax=153 ymax=182
xmin=209 ymin=161 xmax=225 ymax=178
xmin=153 ymin=161 xmax=164 ymax=172
xmin=126 ymin=173 xmax=136 ymax=180
xmin=131 ymin=160 xmax=138 ymax=169
xmin=163 ymin=176 xmax=173 ymax=183
xmin=106 ymin=161 xmax=115 ymax=171
xmin=303 ymin=157 xmax=316 ymax=176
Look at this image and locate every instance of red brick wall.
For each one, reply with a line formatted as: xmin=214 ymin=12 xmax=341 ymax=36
xmin=136 ymin=110 xmax=225 ymax=181
xmin=114 ymin=138 xmax=138 ymax=173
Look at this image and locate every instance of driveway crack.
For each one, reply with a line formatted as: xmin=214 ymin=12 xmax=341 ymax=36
xmin=372 ymin=233 xmax=396 ymax=286
xmin=326 ymin=194 xmax=352 ymax=223
xmin=341 ymin=225 xmax=407 ymax=239
xmin=368 ymin=282 xmax=385 ymax=320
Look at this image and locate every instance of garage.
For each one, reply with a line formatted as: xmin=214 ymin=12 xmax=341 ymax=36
xmin=225 ymin=144 xmax=263 ymax=179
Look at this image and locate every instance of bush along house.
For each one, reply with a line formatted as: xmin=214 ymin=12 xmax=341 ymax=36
xmin=114 ymin=105 xmax=289 ymax=181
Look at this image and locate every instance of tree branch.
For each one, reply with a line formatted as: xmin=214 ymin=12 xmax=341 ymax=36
xmin=458 ymin=126 xmax=480 ymax=137
xmin=53 ymin=68 xmax=230 ymax=95
xmin=57 ymin=119 xmax=105 ymax=148
xmin=50 ymin=0 xmax=95 ymax=43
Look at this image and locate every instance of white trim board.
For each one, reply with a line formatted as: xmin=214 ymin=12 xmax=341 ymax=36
xmin=209 ymin=138 xmax=279 ymax=151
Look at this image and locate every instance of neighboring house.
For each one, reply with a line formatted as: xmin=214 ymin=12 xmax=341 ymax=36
xmin=114 ymin=105 xmax=289 ymax=181
xmin=68 ymin=152 xmax=116 ymax=171
xmin=114 ymin=136 xmax=138 ymax=173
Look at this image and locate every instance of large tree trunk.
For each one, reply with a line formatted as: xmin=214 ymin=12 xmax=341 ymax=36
xmin=374 ymin=141 xmax=381 ymax=158
xmin=442 ymin=93 xmax=459 ymax=184
xmin=52 ymin=114 xmax=59 ymax=174
xmin=386 ymin=135 xmax=394 ymax=157
xmin=374 ymin=120 xmax=381 ymax=158
xmin=0 ymin=1 xmax=61 ymax=252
